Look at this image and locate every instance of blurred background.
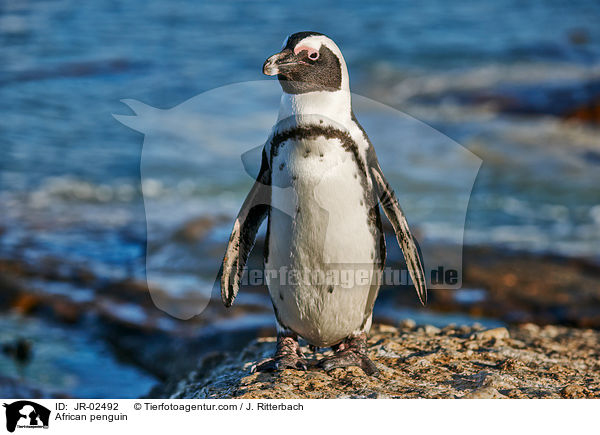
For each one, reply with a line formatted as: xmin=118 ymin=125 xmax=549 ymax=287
xmin=1 ymin=0 xmax=599 ymax=398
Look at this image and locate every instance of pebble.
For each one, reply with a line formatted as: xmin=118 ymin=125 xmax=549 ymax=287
xmin=462 ymin=387 xmax=507 ymax=399
xmin=478 ymin=371 xmax=515 ymax=389
xmin=424 ymin=325 xmax=441 ymax=336
xmin=413 ymin=358 xmax=432 ymax=368
xmin=561 ymin=384 xmax=590 ymax=398
xmin=470 ymin=327 xmax=510 ymax=342
xmin=542 ymin=325 xmax=561 ymax=338
xmin=377 ymin=324 xmax=399 ymax=334
xmin=399 ymin=319 xmax=416 ymax=330
xmin=521 ymin=323 xmax=540 ymax=334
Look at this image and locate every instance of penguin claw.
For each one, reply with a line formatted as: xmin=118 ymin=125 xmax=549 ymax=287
xmin=319 ymin=351 xmax=379 ymax=376
xmin=319 ymin=333 xmax=379 ymax=376
xmin=251 ymin=355 xmax=307 ymax=373
xmin=251 ymin=334 xmax=307 ymax=373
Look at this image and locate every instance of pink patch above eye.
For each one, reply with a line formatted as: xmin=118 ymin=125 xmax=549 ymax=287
xmin=294 ymin=45 xmax=319 ymax=59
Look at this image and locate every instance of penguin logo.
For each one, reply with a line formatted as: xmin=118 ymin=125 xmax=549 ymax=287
xmin=3 ymin=401 xmax=50 ymax=432
xmin=113 ymin=81 xmax=482 ymax=320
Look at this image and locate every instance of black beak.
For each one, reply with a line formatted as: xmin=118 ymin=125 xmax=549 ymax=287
xmin=262 ymin=49 xmax=298 ymax=76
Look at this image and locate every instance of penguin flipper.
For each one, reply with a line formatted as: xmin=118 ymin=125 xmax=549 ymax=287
xmin=219 ymin=150 xmax=271 ymax=307
xmin=369 ymin=160 xmax=427 ymax=305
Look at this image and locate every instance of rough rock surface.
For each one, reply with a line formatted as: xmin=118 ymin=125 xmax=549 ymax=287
xmin=156 ymin=323 xmax=600 ymax=399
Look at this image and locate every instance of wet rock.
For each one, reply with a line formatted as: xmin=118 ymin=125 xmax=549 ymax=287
xmin=11 ymin=294 xmax=42 ymax=314
xmin=51 ymin=300 xmax=81 ymax=323
xmin=157 ymin=324 xmax=600 ymax=399
xmin=408 ymin=77 xmax=600 ymax=122
xmin=2 ymin=338 xmax=33 ymax=364
xmin=98 ymin=279 xmax=155 ymax=306
xmin=460 ymin=247 xmax=600 ymax=329
xmin=0 ymin=274 xmax=25 ymax=309
xmin=567 ymin=28 xmax=590 ymax=45
xmin=566 ymin=96 xmax=600 ymax=124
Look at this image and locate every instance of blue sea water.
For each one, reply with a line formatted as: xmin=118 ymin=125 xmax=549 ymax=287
xmin=2 ymin=0 xmax=599 ymax=267
xmin=0 ymin=314 xmax=157 ymax=398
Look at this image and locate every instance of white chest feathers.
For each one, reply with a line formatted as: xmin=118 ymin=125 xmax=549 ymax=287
xmin=265 ymin=132 xmax=381 ymax=346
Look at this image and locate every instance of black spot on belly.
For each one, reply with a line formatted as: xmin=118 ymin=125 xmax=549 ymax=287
xmin=304 ymin=149 xmax=310 ymax=157
xmin=279 ymin=292 xmax=284 ymax=300
xmin=360 ymin=199 xmax=364 ymax=206
xmin=328 ymin=286 xmax=334 ymax=294
xmin=319 ymin=153 xmax=324 ymax=157
xmin=279 ymin=162 xmax=285 ymax=170
xmin=319 ymin=119 xmax=323 ymax=124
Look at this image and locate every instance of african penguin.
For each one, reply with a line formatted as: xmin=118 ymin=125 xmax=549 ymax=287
xmin=220 ymin=32 xmax=426 ymax=375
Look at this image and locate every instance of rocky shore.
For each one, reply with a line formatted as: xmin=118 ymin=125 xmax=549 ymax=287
xmin=2 ymin=240 xmax=600 ymax=398
xmin=154 ymin=323 xmax=600 ymax=399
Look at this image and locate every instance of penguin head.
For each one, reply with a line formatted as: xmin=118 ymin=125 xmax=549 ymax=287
xmin=263 ymin=32 xmax=349 ymax=95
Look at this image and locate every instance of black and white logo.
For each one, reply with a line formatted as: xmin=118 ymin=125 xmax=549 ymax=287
xmin=3 ymin=401 xmax=50 ymax=433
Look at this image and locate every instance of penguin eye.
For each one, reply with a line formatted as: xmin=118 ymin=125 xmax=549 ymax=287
xmin=294 ymin=45 xmax=320 ymax=61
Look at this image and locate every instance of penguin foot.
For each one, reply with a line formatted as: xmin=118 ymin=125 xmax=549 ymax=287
xmin=319 ymin=333 xmax=379 ymax=376
xmin=251 ymin=334 xmax=307 ymax=373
